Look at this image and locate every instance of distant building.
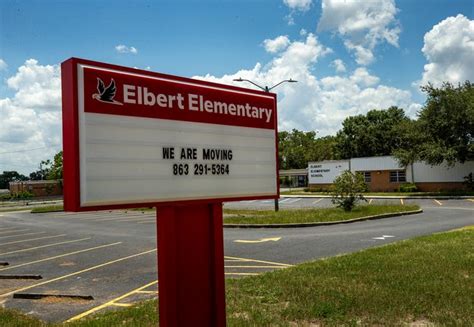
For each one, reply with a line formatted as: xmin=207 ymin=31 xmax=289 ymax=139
xmin=279 ymin=169 xmax=308 ymax=187
xmin=308 ymin=156 xmax=473 ymax=192
xmin=9 ymin=180 xmax=63 ymax=197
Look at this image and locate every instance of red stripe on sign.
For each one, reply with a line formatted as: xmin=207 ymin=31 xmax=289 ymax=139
xmin=82 ymin=67 xmax=276 ymax=129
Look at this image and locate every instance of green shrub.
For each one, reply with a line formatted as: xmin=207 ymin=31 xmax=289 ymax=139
xmin=331 ymin=171 xmax=368 ymax=211
xmin=463 ymin=173 xmax=474 ymax=191
xmin=0 ymin=193 xmax=11 ymax=201
xmin=398 ymin=183 xmax=418 ymax=192
xmin=11 ymin=191 xmax=33 ymax=200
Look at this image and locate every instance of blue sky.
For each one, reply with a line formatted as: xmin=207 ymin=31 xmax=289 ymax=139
xmin=0 ymin=0 xmax=473 ymax=174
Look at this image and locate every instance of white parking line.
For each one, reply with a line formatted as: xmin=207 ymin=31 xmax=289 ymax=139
xmin=312 ymin=198 xmax=323 ymax=204
xmin=286 ymin=198 xmax=301 ymax=204
xmin=279 ymin=198 xmax=292 ymax=203
xmin=434 ymin=199 xmax=443 ymax=206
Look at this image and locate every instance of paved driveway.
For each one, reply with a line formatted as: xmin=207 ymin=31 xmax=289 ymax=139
xmin=0 ymin=198 xmax=472 ymax=322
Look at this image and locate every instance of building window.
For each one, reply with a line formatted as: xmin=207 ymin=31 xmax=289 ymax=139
xmin=390 ymin=170 xmax=406 ymax=183
xmin=359 ymin=171 xmax=371 ymax=183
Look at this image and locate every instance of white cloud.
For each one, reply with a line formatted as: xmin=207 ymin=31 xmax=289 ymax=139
xmin=283 ymin=0 xmax=312 ymax=12
xmin=263 ymin=36 xmax=291 ymax=53
xmin=6 ymin=59 xmax=61 ymax=110
xmin=0 ymin=59 xmax=7 ymax=71
xmin=350 ymin=67 xmax=379 ymax=86
xmin=331 ymin=59 xmax=346 ymax=73
xmin=318 ymin=0 xmax=400 ymax=65
xmin=0 ymin=59 xmax=62 ymax=175
xmin=194 ymin=34 xmax=419 ymax=136
xmin=115 ymin=44 xmax=138 ymax=54
xmin=418 ymin=14 xmax=474 ymax=87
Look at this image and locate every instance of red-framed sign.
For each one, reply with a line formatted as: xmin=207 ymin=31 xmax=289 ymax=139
xmin=61 ymin=58 xmax=279 ymax=212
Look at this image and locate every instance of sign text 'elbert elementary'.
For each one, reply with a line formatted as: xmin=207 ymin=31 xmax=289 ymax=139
xmin=61 ymin=58 xmax=278 ymax=211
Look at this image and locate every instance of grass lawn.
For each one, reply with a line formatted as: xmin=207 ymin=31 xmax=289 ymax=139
xmin=1 ymin=226 xmax=472 ymax=326
xmin=30 ymin=205 xmax=64 ymax=213
xmin=224 ymin=204 xmax=420 ymax=225
xmin=225 ymin=226 xmax=474 ymax=326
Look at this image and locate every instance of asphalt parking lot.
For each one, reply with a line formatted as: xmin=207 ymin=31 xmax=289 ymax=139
xmin=0 ymin=197 xmax=472 ymax=322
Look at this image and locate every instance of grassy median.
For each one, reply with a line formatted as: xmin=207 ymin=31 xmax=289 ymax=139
xmin=30 ymin=205 xmax=64 ymax=213
xmin=224 ymin=204 xmax=420 ymax=225
xmin=1 ymin=226 xmax=472 ymax=326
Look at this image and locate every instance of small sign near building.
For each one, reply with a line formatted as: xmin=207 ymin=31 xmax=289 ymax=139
xmin=308 ymin=160 xmax=349 ymax=185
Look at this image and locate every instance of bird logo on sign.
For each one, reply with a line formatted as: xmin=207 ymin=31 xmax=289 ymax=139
xmin=92 ymin=78 xmax=123 ymax=105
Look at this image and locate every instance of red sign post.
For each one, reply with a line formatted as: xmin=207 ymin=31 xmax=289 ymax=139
xmin=61 ymin=58 xmax=278 ymax=326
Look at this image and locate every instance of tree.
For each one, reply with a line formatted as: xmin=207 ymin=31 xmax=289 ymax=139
xmin=279 ymin=130 xmax=337 ymax=170
xmin=48 ymin=151 xmax=63 ymax=180
xmin=331 ymin=171 xmax=368 ymax=211
xmin=28 ymin=151 xmax=63 ymax=181
xmin=415 ymin=81 xmax=474 ymax=165
xmin=335 ymin=106 xmax=410 ymax=159
xmin=29 ymin=159 xmax=51 ymax=180
xmin=0 ymin=171 xmax=28 ymax=189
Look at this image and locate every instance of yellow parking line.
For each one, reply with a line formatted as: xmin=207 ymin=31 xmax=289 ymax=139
xmin=467 ymin=199 xmax=474 ymax=203
xmin=434 ymin=199 xmax=443 ymax=206
xmin=225 ymin=265 xmax=286 ymax=269
xmin=0 ymin=229 xmax=29 ymax=235
xmin=400 ymin=199 xmax=404 ymax=205
xmin=0 ymin=249 xmax=157 ymax=298
xmin=0 ymin=242 xmax=122 ymax=271
xmin=0 ymin=237 xmax=91 ymax=256
xmin=312 ymin=198 xmax=323 ymax=204
xmin=0 ymin=232 xmax=46 ymax=239
xmin=224 ymin=255 xmax=292 ymax=267
xmin=0 ymin=234 xmax=67 ymax=247
xmin=111 ymin=303 xmax=133 ymax=307
xmin=66 ymin=280 xmax=158 ymax=322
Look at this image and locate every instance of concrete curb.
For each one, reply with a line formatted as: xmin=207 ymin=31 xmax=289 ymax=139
xmin=281 ymin=194 xmax=474 ymax=199
xmin=223 ymin=208 xmax=423 ymax=228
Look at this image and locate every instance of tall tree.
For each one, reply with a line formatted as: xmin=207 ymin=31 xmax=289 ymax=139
xmin=415 ymin=81 xmax=473 ymax=165
xmin=335 ymin=106 xmax=410 ymax=159
xmin=48 ymin=151 xmax=63 ymax=180
xmin=278 ymin=130 xmax=336 ymax=169
xmin=29 ymin=159 xmax=51 ymax=180
xmin=0 ymin=171 xmax=27 ymax=189
xmin=29 ymin=151 xmax=64 ymax=180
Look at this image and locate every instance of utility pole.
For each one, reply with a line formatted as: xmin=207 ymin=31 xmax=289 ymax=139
xmin=233 ymin=77 xmax=297 ymax=212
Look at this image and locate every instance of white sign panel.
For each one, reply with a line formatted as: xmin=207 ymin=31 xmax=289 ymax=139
xmin=61 ymin=58 xmax=278 ymax=210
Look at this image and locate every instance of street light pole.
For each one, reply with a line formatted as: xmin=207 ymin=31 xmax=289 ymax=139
xmin=233 ymin=77 xmax=297 ymax=212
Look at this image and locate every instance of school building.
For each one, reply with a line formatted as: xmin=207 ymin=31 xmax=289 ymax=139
xmin=9 ymin=180 xmax=63 ymax=197
xmin=308 ymin=156 xmax=473 ymax=192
